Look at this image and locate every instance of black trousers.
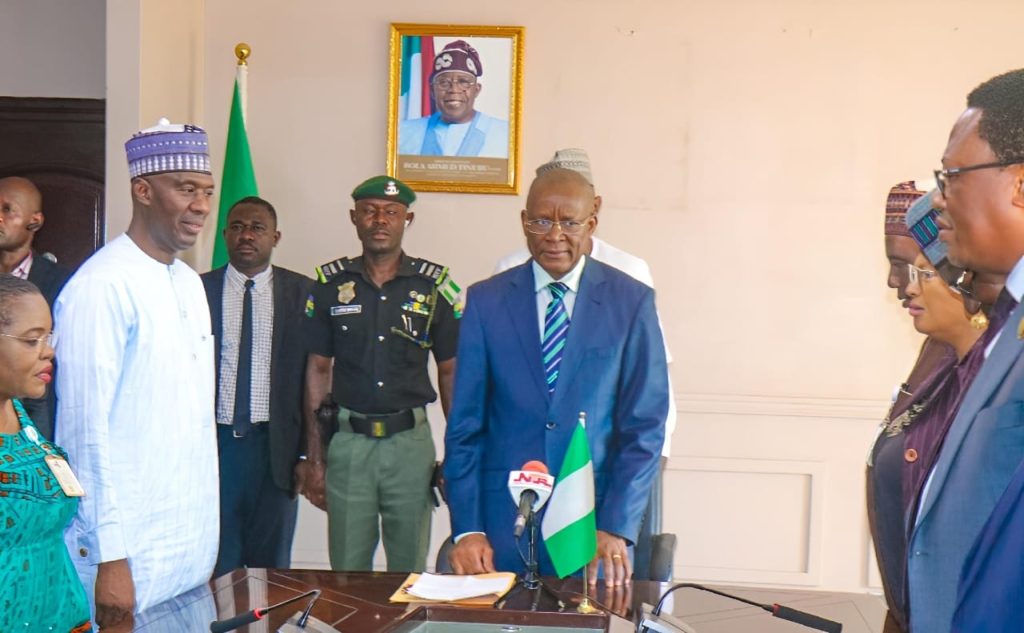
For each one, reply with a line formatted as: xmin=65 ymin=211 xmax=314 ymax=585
xmin=214 ymin=423 xmax=298 ymax=578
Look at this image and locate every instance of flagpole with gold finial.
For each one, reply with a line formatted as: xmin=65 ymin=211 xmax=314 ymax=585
xmin=234 ymin=42 xmax=251 ymax=122
xmin=577 ymin=410 xmax=599 ymax=614
xmin=212 ymin=42 xmax=259 ymax=269
xmin=577 ymin=564 xmax=600 ymax=613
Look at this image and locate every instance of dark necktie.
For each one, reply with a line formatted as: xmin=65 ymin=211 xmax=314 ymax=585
xmin=233 ymin=279 xmax=255 ymax=438
xmin=982 ymin=288 xmax=1018 ymax=348
xmin=542 ymin=282 xmax=570 ymax=394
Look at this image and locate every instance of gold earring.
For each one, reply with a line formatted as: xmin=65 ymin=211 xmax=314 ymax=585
xmin=971 ymin=311 xmax=989 ymax=330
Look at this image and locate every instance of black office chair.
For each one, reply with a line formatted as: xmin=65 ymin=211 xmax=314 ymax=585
xmin=435 ymin=536 xmax=455 ymax=573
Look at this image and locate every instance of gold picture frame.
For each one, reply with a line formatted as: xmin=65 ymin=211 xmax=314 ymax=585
xmin=386 ymin=23 xmax=525 ymax=195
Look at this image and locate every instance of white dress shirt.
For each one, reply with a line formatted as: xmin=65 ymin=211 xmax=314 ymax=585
xmin=10 ymin=250 xmax=32 ymax=279
xmin=216 ymin=264 xmax=274 ymax=424
xmin=532 ymin=256 xmax=586 ymax=338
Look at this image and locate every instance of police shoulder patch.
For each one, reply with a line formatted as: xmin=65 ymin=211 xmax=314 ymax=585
xmin=315 ymin=257 xmax=348 ymax=284
xmin=436 ymin=269 xmax=462 ymax=308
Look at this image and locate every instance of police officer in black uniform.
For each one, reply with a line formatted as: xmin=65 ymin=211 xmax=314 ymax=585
xmin=298 ymin=175 xmax=460 ymax=572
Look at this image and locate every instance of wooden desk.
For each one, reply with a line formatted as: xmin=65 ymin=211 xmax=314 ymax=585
xmin=130 ymin=570 xmax=886 ymax=632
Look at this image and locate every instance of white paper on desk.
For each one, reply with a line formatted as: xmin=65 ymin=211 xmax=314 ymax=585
xmin=406 ymin=573 xmax=512 ymax=601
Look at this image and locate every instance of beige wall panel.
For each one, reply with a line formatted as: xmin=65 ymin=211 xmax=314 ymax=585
xmin=667 ymin=457 xmax=823 ymax=585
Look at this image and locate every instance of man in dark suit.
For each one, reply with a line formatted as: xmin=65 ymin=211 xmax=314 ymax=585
xmin=202 ymin=196 xmax=312 ymax=577
xmin=444 ymin=167 xmax=668 ymax=586
xmin=0 ymin=176 xmax=69 ymax=439
xmin=906 ymin=67 xmax=1024 ymax=632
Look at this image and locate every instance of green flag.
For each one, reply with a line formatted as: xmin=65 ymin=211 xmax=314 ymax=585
xmin=541 ymin=414 xmax=597 ymax=578
xmin=212 ymin=79 xmax=258 ymax=268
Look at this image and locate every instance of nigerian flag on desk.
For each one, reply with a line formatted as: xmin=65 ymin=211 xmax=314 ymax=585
xmin=541 ymin=413 xmax=597 ymax=578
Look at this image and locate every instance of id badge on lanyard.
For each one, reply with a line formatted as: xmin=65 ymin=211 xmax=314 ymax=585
xmin=24 ymin=425 xmax=85 ymax=497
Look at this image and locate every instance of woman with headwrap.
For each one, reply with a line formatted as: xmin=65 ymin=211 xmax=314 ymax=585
xmin=867 ymin=182 xmax=1005 ymax=632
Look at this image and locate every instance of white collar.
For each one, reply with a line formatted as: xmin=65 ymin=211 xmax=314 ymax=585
xmin=1004 ymin=255 xmax=1024 ymax=302
xmin=226 ymin=262 xmax=273 ymax=289
xmin=532 ymin=255 xmax=587 ymax=294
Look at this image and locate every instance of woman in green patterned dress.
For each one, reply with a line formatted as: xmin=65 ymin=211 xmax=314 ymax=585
xmin=0 ymin=275 xmax=91 ymax=631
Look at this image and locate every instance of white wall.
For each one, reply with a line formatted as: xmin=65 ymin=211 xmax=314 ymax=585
xmin=99 ymin=0 xmax=1024 ymax=592
xmin=0 ymin=0 xmax=105 ymax=99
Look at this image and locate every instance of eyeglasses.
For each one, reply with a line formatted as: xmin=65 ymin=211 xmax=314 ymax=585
xmin=907 ymin=264 xmax=939 ymax=286
xmin=227 ymin=222 xmax=271 ymax=236
xmin=0 ymin=331 xmax=57 ymax=349
xmin=524 ymin=216 xmax=594 ymax=236
xmin=933 ymin=159 xmax=1024 ymax=197
xmin=432 ymin=77 xmax=477 ymax=91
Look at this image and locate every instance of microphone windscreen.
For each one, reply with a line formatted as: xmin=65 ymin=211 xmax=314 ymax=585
xmin=772 ymin=604 xmax=843 ymax=633
xmin=521 ymin=460 xmax=548 ymax=473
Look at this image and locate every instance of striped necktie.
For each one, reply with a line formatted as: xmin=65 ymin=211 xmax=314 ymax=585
xmin=542 ymin=282 xmax=570 ymax=394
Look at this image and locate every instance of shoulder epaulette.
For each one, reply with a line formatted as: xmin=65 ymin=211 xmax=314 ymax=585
xmin=315 ymin=258 xmax=348 ymax=284
xmin=414 ymin=259 xmax=462 ymax=313
xmin=414 ymin=259 xmax=446 ymax=283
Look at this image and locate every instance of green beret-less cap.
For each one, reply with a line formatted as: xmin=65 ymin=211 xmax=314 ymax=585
xmin=351 ymin=175 xmax=416 ymax=207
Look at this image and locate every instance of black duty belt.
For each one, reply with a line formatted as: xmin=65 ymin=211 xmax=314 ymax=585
xmin=344 ymin=408 xmax=417 ymax=439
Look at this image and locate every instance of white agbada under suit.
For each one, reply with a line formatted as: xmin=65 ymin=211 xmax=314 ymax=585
xmin=55 ymin=234 xmax=219 ymax=615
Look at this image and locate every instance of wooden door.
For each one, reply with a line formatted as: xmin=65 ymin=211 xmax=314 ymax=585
xmin=0 ymin=97 xmax=105 ymax=271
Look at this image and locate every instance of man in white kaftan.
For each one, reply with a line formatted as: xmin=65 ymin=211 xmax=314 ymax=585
xmin=55 ymin=119 xmax=219 ymax=624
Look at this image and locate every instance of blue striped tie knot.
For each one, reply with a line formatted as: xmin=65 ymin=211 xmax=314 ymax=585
xmin=542 ymin=282 xmax=570 ymax=393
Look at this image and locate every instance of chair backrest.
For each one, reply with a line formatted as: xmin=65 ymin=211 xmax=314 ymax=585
xmin=435 ymin=536 xmax=455 ymax=573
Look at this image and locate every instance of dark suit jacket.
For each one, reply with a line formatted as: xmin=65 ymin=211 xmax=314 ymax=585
xmin=444 ymin=259 xmax=668 ymax=575
xmin=23 ymin=252 xmax=70 ymax=440
xmin=908 ymin=299 xmax=1024 ymax=632
xmin=202 ymin=265 xmax=313 ymax=492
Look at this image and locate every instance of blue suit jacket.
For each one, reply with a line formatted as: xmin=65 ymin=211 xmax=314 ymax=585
xmin=952 ymin=454 xmax=1024 ymax=632
xmin=908 ymin=300 xmax=1024 ymax=633
xmin=444 ymin=259 xmax=668 ymax=575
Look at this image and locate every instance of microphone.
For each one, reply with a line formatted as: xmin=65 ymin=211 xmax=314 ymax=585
xmin=637 ymin=583 xmax=842 ymax=633
xmin=508 ymin=460 xmax=554 ymax=538
xmin=210 ymin=588 xmax=321 ymax=633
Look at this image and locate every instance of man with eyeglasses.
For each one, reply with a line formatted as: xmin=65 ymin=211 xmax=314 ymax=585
xmin=398 ymin=39 xmax=509 ymax=158
xmin=302 ymin=175 xmax=460 ymax=573
xmin=495 ymin=148 xmax=677 ymax=580
xmin=200 ymin=196 xmax=312 ymax=577
xmin=903 ymin=68 xmax=1024 ymax=633
xmin=445 ymin=166 xmax=668 ymax=587
xmin=54 ymin=119 xmax=220 ymax=628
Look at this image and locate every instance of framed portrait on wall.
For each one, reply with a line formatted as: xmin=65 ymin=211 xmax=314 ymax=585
xmin=386 ymin=23 xmax=525 ymax=194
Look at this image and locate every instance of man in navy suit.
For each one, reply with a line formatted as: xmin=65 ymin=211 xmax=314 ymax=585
xmin=444 ymin=167 xmax=668 ymax=586
xmin=906 ymin=67 xmax=1024 ymax=632
xmin=202 ymin=196 xmax=312 ymax=576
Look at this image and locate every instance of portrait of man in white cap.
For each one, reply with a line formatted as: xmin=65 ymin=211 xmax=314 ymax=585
xmin=398 ymin=38 xmax=510 ymax=159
